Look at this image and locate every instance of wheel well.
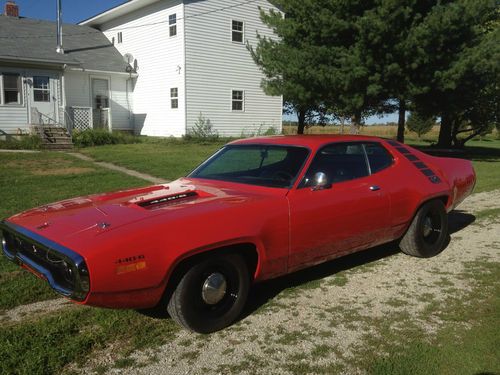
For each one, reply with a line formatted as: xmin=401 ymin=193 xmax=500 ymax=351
xmin=159 ymin=243 xmax=259 ymax=307
xmin=435 ymin=195 xmax=450 ymax=209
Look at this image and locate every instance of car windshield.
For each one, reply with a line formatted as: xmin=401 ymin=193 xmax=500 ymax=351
xmin=189 ymin=145 xmax=310 ymax=188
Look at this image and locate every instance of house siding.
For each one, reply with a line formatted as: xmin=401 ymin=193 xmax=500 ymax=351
xmin=0 ymin=65 xmax=62 ymax=134
xmin=64 ymin=71 xmax=133 ymax=131
xmin=99 ymin=0 xmax=186 ymax=136
xmin=184 ymin=0 xmax=282 ymax=137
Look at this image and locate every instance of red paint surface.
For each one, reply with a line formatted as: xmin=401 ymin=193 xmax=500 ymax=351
xmin=5 ymin=135 xmax=476 ymax=308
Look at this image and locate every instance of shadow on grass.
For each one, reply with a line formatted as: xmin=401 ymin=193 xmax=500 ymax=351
xmin=139 ymin=210 xmax=475 ymax=323
xmin=417 ymin=144 xmax=500 ymax=162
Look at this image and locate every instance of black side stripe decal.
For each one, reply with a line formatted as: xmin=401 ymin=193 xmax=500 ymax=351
xmin=386 ymin=140 xmax=442 ymax=184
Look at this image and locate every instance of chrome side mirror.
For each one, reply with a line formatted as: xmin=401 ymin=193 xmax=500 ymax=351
xmin=311 ymin=172 xmax=331 ymax=191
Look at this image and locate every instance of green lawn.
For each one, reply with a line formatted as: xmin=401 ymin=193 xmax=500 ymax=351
xmin=79 ymin=137 xmax=500 ymax=193
xmin=79 ymin=138 xmax=227 ymax=181
xmin=0 ymin=152 xmax=179 ymax=375
xmin=0 ymin=152 xmax=147 ymax=310
xmin=0 ymin=140 xmax=499 ymax=375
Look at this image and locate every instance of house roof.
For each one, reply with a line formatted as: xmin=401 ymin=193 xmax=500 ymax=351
xmin=79 ymin=0 xmax=161 ymax=27
xmin=0 ymin=16 xmax=129 ymax=73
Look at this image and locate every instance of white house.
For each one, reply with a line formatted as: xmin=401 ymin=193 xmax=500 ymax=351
xmin=0 ymin=0 xmax=282 ymax=138
xmin=80 ymin=0 xmax=283 ymax=137
xmin=0 ymin=1 xmax=135 ymax=136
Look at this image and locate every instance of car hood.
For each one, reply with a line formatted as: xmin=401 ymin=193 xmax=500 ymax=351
xmin=7 ymin=178 xmax=285 ymax=244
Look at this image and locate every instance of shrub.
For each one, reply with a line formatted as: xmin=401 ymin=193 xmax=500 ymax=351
xmin=72 ymin=129 xmax=141 ymax=147
xmin=186 ymin=113 xmax=219 ymax=140
xmin=407 ymin=112 xmax=435 ymax=138
xmin=0 ymin=135 xmax=41 ymax=150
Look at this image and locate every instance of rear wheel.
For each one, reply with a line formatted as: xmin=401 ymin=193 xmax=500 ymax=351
xmin=400 ymin=200 xmax=449 ymax=258
xmin=167 ymin=253 xmax=249 ymax=333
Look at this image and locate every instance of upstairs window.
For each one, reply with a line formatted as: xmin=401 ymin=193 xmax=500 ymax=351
xmin=117 ymin=32 xmax=123 ymax=43
xmin=2 ymin=73 xmax=22 ymax=105
xmin=231 ymin=90 xmax=244 ymax=111
xmin=171 ymin=87 xmax=178 ymax=109
xmin=232 ymin=20 xmax=243 ymax=43
xmin=169 ymin=14 xmax=177 ymax=37
xmin=33 ymin=76 xmax=50 ymax=102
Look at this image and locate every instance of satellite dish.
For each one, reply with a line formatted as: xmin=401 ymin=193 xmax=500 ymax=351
xmin=123 ymin=53 xmax=134 ymax=65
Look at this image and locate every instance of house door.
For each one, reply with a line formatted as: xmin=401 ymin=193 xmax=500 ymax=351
xmin=91 ymin=78 xmax=111 ymax=130
xmin=31 ymin=75 xmax=57 ymax=123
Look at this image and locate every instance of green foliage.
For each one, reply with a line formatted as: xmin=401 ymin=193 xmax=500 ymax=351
xmin=72 ymin=129 xmax=141 ymax=147
xmin=407 ymin=0 xmax=499 ymax=147
xmin=0 ymin=135 xmax=41 ymax=150
xmin=407 ymin=112 xmax=435 ymax=138
xmin=186 ymin=113 xmax=219 ymax=140
xmin=253 ymin=0 xmax=498 ymax=145
xmin=0 ymin=308 xmax=178 ymax=375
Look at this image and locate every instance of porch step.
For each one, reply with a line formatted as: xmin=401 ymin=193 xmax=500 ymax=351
xmin=32 ymin=125 xmax=74 ymax=150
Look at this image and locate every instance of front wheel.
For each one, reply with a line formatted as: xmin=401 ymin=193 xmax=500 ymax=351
xmin=400 ymin=200 xmax=449 ymax=258
xmin=167 ymin=253 xmax=249 ymax=333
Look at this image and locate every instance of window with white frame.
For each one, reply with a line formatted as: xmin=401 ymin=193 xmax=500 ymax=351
xmin=1 ymin=73 xmax=22 ymax=105
xmin=232 ymin=90 xmax=243 ymax=111
xmin=117 ymin=32 xmax=123 ymax=43
xmin=169 ymin=14 xmax=177 ymax=37
xmin=171 ymin=87 xmax=178 ymax=109
xmin=231 ymin=20 xmax=244 ymax=43
xmin=33 ymin=76 xmax=50 ymax=102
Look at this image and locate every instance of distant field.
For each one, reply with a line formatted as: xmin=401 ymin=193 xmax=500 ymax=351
xmin=283 ymin=124 xmax=499 ymax=142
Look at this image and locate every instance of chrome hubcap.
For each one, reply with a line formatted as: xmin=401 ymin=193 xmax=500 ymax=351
xmin=201 ymin=272 xmax=227 ymax=305
xmin=423 ymin=216 xmax=433 ymax=237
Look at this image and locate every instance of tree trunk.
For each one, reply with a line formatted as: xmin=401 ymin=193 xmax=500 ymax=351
xmin=297 ymin=110 xmax=306 ymax=135
xmin=437 ymin=112 xmax=453 ymax=148
xmin=397 ymin=99 xmax=406 ymax=143
xmin=350 ymin=113 xmax=361 ymax=134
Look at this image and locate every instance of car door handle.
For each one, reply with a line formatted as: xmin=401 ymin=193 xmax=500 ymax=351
xmin=370 ymin=185 xmax=381 ymax=191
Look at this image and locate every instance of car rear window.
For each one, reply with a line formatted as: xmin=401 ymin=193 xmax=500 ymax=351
xmin=364 ymin=143 xmax=394 ymax=173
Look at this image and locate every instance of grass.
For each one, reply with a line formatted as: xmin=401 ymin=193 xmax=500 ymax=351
xmin=0 ymin=135 xmax=498 ymax=374
xmin=0 ymin=307 xmax=178 ymax=375
xmin=0 ymin=152 xmax=146 ymax=310
xmin=79 ymin=138 xmax=227 ymax=181
xmin=368 ymin=261 xmax=500 ymax=375
xmin=78 ymin=135 xmax=500 ymax=194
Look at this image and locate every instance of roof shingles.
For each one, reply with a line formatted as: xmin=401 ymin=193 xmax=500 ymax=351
xmin=0 ymin=16 xmax=128 ymax=73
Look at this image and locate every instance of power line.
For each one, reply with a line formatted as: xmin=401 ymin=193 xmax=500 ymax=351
xmin=0 ymin=0 xmax=261 ymax=40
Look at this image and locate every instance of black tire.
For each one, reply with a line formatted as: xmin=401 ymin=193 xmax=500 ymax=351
xmin=399 ymin=199 xmax=449 ymax=258
xmin=167 ymin=253 xmax=249 ymax=333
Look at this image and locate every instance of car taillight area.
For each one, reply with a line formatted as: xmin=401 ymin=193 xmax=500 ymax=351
xmin=1 ymin=221 xmax=90 ymax=301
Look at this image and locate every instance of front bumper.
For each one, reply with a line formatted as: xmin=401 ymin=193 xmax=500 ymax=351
xmin=0 ymin=220 xmax=90 ymax=301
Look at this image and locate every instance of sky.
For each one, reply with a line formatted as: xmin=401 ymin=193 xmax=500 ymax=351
xmin=9 ymin=0 xmax=124 ymax=24
xmin=9 ymin=0 xmax=398 ymax=125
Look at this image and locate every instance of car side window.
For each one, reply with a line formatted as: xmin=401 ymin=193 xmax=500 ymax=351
xmin=301 ymin=143 xmax=369 ymax=187
xmin=364 ymin=143 xmax=393 ymax=173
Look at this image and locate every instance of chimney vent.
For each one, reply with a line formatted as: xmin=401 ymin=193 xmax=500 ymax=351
xmin=4 ymin=1 xmax=19 ymax=17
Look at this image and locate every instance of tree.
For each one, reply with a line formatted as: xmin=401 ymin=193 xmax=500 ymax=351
xmin=407 ymin=111 xmax=435 ymax=138
xmin=248 ymin=4 xmax=325 ymax=134
xmin=407 ymin=0 xmax=499 ymax=147
xmin=250 ymin=0 xmax=388 ymax=134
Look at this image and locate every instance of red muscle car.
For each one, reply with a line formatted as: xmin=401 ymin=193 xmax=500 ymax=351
xmin=1 ymin=135 xmax=475 ymax=333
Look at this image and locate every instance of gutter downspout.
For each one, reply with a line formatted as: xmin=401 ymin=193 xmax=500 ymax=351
xmin=61 ymin=64 xmax=69 ymax=133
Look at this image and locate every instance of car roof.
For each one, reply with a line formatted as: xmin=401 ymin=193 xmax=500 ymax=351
xmin=229 ymin=134 xmax=387 ymax=149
